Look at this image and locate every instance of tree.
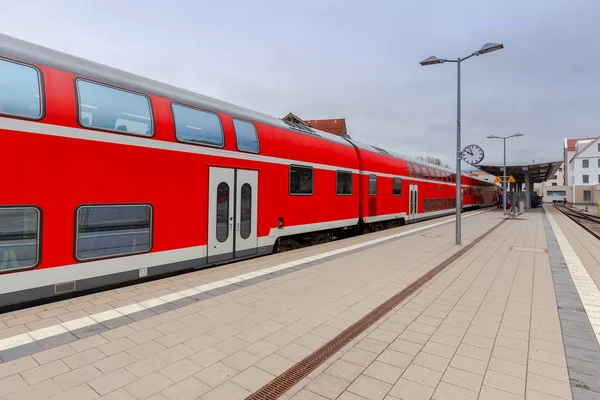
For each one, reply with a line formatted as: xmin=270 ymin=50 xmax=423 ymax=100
xmin=415 ymin=155 xmax=451 ymax=169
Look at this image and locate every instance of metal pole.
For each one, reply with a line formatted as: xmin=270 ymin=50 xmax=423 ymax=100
xmin=503 ymin=138 xmax=507 ymax=214
xmin=456 ymin=58 xmax=462 ymax=245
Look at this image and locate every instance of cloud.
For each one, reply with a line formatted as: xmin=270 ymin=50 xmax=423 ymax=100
xmin=1 ymin=0 xmax=598 ymax=168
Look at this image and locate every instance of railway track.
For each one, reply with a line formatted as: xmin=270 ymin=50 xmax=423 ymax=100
xmin=554 ymin=205 xmax=600 ymax=239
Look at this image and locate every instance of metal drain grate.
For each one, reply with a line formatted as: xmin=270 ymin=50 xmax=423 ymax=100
xmin=246 ymin=219 xmax=506 ymax=400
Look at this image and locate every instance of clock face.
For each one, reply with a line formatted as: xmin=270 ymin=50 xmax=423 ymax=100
xmin=461 ymin=144 xmax=485 ymax=164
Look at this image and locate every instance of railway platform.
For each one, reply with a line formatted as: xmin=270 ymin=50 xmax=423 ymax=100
xmin=0 ymin=207 xmax=599 ymax=400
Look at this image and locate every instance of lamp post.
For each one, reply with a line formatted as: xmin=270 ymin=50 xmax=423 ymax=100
xmin=487 ymin=133 xmax=524 ymax=214
xmin=420 ymin=43 xmax=504 ymax=245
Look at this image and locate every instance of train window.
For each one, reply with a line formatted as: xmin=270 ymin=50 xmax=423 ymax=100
xmin=430 ymin=198 xmax=435 ymax=212
xmin=77 ymin=80 xmax=153 ymax=136
xmin=240 ymin=183 xmax=251 ymax=239
xmin=336 ymin=171 xmax=352 ymax=195
xmin=407 ymin=163 xmax=414 ymax=177
xmin=76 ymin=205 xmax=152 ymax=261
xmin=434 ymin=170 xmax=440 ymax=181
xmin=415 ymin=165 xmax=423 ymax=179
xmin=0 ymin=59 xmax=42 ymax=120
xmin=233 ymin=118 xmax=259 ymax=153
xmin=290 ymin=165 xmax=313 ymax=195
xmin=0 ymin=207 xmax=40 ymax=272
xmin=393 ymin=177 xmax=402 ymax=195
xmin=216 ymin=183 xmax=230 ymax=242
xmin=423 ymin=167 xmax=430 ymax=179
xmin=424 ymin=198 xmax=429 ymax=212
xmin=438 ymin=198 xmax=442 ymax=210
xmin=173 ymin=103 xmax=223 ymax=147
xmin=369 ymin=174 xmax=377 ymax=195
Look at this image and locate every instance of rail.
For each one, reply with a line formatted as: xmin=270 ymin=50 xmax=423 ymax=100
xmin=554 ymin=205 xmax=600 ymax=240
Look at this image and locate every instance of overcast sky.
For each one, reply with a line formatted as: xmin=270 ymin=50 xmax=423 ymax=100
xmin=2 ymin=0 xmax=598 ymax=169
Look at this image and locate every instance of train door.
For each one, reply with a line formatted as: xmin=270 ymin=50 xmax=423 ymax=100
xmin=207 ymin=167 xmax=258 ymax=263
xmin=408 ymin=184 xmax=418 ymax=221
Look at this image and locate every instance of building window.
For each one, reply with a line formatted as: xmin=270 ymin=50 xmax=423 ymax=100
xmin=598 ymin=143 xmax=600 ymax=152
xmin=559 ymin=167 xmax=563 ymax=172
xmin=393 ymin=177 xmax=402 ymax=195
xmin=76 ymin=205 xmax=152 ymax=261
xmin=369 ymin=174 xmax=377 ymax=195
xmin=598 ymin=159 xmax=600 ymax=168
xmin=0 ymin=58 xmax=43 ymax=119
xmin=336 ymin=171 xmax=352 ymax=195
xmin=547 ymin=190 xmax=566 ymax=196
xmin=583 ymin=175 xmax=589 ymax=183
xmin=0 ymin=207 xmax=40 ymax=272
xmin=172 ymin=103 xmax=223 ymax=147
xmin=583 ymin=159 xmax=589 ymax=168
xmin=552 ymin=175 xmax=557 ymax=180
xmin=233 ymin=119 xmax=259 ymax=153
xmin=77 ymin=80 xmax=153 ymax=136
xmin=552 ymin=183 xmax=557 ymax=186
xmin=289 ymin=165 xmax=313 ymax=195
xmin=584 ymin=190 xmax=591 ymax=201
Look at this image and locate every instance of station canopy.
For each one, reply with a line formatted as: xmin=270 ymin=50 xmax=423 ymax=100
xmin=475 ymin=160 xmax=563 ymax=184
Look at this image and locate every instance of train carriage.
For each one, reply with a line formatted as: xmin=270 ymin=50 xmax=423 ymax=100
xmin=0 ymin=33 xmax=498 ymax=308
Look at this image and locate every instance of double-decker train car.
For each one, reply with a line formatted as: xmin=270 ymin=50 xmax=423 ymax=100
xmin=0 ymin=34 xmax=499 ymax=308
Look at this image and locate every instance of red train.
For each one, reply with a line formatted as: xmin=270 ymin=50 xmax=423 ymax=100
xmin=0 ymin=34 xmax=499 ymax=308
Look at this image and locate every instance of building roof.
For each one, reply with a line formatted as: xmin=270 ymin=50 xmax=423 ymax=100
xmin=569 ymin=136 xmax=600 ymax=163
xmin=476 ymin=161 xmax=563 ymax=184
xmin=565 ymin=137 xmax=596 ymax=151
xmin=304 ymin=119 xmax=347 ymax=136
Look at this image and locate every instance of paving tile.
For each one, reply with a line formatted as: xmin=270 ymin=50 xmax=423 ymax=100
xmin=346 ymin=374 xmax=392 ymax=400
xmin=478 ymin=385 xmax=524 ymax=400
xmin=21 ymin=359 xmax=71 ymax=385
xmin=401 ymin=364 xmax=442 ymax=388
xmin=363 ymin=360 xmax=405 ymax=384
xmin=0 ymin=374 xmax=28 ymax=397
xmin=124 ymin=371 xmax=174 ymax=399
xmin=441 ymin=366 xmax=483 ymax=392
xmin=306 ymin=373 xmax=350 ymax=399
xmin=411 ymin=352 xmax=451 ymax=376
xmin=526 ymin=372 xmax=573 ymax=399
xmin=432 ymin=381 xmax=478 ymax=400
xmin=125 ymin=354 xmax=170 ymax=378
xmin=355 ymin=337 xmax=389 ymax=354
xmin=160 ymin=358 xmax=203 ymax=383
xmin=483 ymin=370 xmax=525 ymax=396
xmin=491 ymin=345 xmax=527 ymax=365
xmin=69 ymin=335 xmax=109 ymax=352
xmin=88 ymin=368 xmax=137 ymax=396
xmin=93 ymin=352 xmax=137 ymax=373
xmin=487 ymin=357 xmax=527 ymax=379
xmin=323 ymin=359 xmax=364 ymax=382
xmin=389 ymin=377 xmax=435 ymax=400
xmin=341 ymin=348 xmax=379 ymax=367
xmin=53 ymin=364 xmax=103 ymax=390
xmin=48 ymin=384 xmax=100 ymax=400
xmin=388 ymin=338 xmax=423 ymax=356
xmin=195 ymin=361 xmax=238 ymax=387
xmin=3 ymin=378 xmax=63 ymax=400
xmin=161 ymin=376 xmax=211 ymax=400
xmin=529 ymin=348 xmax=568 ymax=367
xmin=200 ymin=381 xmax=252 ymax=400
xmin=32 ymin=344 xmax=76 ymax=365
xmin=222 ymin=349 xmax=261 ymax=371
xmin=528 ymin=359 xmax=569 ymax=381
xmin=456 ymin=343 xmax=491 ymax=362
xmin=0 ymin=356 xmax=39 ymax=379
xmin=448 ymin=354 xmax=487 ymax=375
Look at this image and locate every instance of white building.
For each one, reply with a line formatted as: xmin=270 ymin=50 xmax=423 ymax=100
xmin=567 ymin=136 xmax=600 ymax=204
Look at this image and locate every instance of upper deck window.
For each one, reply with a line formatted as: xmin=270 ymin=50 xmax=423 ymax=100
xmin=77 ymin=80 xmax=153 ymax=136
xmin=0 ymin=58 xmax=42 ymax=119
xmin=172 ymin=103 xmax=223 ymax=147
xmin=290 ymin=165 xmax=313 ymax=195
xmin=233 ymin=119 xmax=259 ymax=153
xmin=407 ymin=163 xmax=414 ymax=177
xmin=336 ymin=171 xmax=352 ymax=195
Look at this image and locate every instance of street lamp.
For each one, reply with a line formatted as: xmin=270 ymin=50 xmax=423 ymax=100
xmin=420 ymin=43 xmax=504 ymax=245
xmin=487 ymin=133 xmax=524 ymax=215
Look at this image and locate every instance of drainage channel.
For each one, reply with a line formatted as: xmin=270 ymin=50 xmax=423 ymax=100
xmin=246 ymin=219 xmax=507 ymax=400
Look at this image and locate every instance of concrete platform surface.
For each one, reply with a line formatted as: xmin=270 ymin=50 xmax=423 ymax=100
xmin=0 ymin=207 xmax=598 ymax=400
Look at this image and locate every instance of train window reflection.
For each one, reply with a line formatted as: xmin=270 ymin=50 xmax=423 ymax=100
xmin=0 ymin=58 xmax=42 ymax=119
xmin=77 ymin=80 xmax=153 ymax=136
xmin=76 ymin=205 xmax=152 ymax=261
xmin=240 ymin=183 xmax=251 ymax=239
xmin=393 ymin=177 xmax=402 ymax=195
xmin=216 ymin=183 xmax=229 ymax=242
xmin=290 ymin=165 xmax=314 ymax=195
xmin=173 ymin=103 xmax=223 ymax=147
xmin=336 ymin=171 xmax=352 ymax=195
xmin=233 ymin=119 xmax=259 ymax=153
xmin=0 ymin=207 xmax=40 ymax=272
xmin=369 ymin=174 xmax=377 ymax=195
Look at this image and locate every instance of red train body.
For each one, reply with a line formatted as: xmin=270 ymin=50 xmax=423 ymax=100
xmin=0 ymin=34 xmax=499 ymax=308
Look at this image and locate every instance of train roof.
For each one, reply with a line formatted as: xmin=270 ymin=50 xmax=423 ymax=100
xmin=0 ymin=33 xmax=351 ymax=148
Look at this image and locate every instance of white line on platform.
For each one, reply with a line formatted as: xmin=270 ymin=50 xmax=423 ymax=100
xmin=0 ymin=209 xmax=490 ymax=355
xmin=547 ymin=211 xmax=600 ymax=343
